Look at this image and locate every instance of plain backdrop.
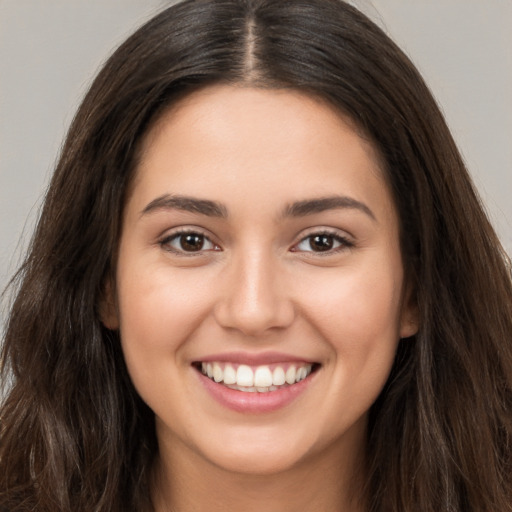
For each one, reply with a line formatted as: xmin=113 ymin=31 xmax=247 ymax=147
xmin=1 ymin=0 xmax=511 ymax=304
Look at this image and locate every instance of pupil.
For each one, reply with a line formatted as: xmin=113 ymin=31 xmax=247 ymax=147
xmin=181 ymin=234 xmax=204 ymax=251
xmin=311 ymin=235 xmax=333 ymax=251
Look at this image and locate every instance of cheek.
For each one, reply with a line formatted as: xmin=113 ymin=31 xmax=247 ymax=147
xmin=114 ymin=260 xmax=219 ymax=422
xmin=296 ymin=266 xmax=403 ymax=429
xmin=114 ymin=260 xmax=214 ymax=380
xmin=298 ymin=265 xmax=403 ymax=359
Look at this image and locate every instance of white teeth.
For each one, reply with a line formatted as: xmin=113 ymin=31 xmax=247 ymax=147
xmin=272 ymin=366 xmax=286 ymax=386
xmin=223 ymin=364 xmax=237 ymax=385
xmin=236 ymin=365 xmax=254 ymax=387
xmin=254 ymin=366 xmax=273 ymax=387
xmin=239 ymin=386 xmax=256 ymax=392
xmin=213 ymin=363 xmax=223 ymax=382
xmin=200 ymin=362 xmax=315 ymax=391
xmin=296 ymin=366 xmax=307 ymax=382
xmin=285 ymin=366 xmax=296 ymax=385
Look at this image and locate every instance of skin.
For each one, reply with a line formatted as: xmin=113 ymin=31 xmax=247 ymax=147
xmin=102 ymin=85 xmax=418 ymax=512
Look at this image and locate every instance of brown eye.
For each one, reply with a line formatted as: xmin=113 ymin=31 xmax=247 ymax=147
xmin=309 ymin=235 xmax=334 ymax=252
xmin=180 ymin=233 xmax=205 ymax=251
xmin=293 ymin=231 xmax=353 ymax=253
xmin=161 ymin=231 xmax=217 ymax=254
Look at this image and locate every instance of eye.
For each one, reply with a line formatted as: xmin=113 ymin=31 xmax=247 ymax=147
xmin=292 ymin=232 xmax=353 ymax=253
xmin=160 ymin=231 xmax=218 ymax=254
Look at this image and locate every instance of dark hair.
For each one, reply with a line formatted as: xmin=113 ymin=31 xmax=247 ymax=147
xmin=2 ymin=0 xmax=511 ymax=510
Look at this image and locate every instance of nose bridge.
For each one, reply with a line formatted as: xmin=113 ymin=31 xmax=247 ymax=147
xmin=214 ymin=245 xmax=294 ymax=335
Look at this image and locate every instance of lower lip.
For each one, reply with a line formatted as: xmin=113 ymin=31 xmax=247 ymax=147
xmin=197 ymin=370 xmax=316 ymax=413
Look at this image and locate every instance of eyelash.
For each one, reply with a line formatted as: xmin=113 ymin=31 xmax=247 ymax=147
xmin=292 ymin=230 xmax=354 ymax=255
xmin=159 ymin=229 xmax=219 ymax=256
xmin=158 ymin=229 xmax=353 ymax=256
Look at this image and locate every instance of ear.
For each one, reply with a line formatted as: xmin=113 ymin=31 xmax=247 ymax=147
xmin=399 ymin=281 xmax=419 ymax=339
xmin=98 ymin=277 xmax=119 ymax=330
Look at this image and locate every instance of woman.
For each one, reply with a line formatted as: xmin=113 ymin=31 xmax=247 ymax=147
xmin=1 ymin=0 xmax=511 ymax=510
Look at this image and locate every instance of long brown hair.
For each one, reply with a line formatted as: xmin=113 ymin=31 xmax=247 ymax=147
xmin=2 ymin=1 xmax=511 ymax=510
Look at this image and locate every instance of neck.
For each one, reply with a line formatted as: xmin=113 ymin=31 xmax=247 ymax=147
xmin=151 ymin=432 xmax=367 ymax=512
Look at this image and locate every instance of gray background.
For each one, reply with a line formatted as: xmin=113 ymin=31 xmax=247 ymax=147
xmin=1 ymin=0 xmax=511 ymax=299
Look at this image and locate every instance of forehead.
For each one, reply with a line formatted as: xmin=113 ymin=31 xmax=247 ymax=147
xmin=141 ymin=85 xmax=377 ymax=162
xmin=129 ymin=85 xmax=394 ymax=222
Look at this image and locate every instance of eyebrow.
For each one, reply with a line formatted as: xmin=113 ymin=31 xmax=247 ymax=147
xmin=140 ymin=194 xmax=375 ymax=221
xmin=140 ymin=194 xmax=228 ymax=218
xmin=281 ymin=196 xmax=376 ymax=221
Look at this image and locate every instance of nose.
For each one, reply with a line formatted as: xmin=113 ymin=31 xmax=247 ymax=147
xmin=213 ymin=249 xmax=295 ymax=336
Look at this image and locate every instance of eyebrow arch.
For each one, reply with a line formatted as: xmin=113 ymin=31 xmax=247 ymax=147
xmin=282 ymin=195 xmax=376 ymax=221
xmin=140 ymin=194 xmax=228 ymax=218
xmin=140 ymin=194 xmax=375 ymax=221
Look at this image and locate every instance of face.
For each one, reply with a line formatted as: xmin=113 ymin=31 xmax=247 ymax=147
xmin=103 ymin=85 xmax=417 ymax=476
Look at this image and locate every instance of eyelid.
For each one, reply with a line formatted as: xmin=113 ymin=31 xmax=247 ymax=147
xmin=157 ymin=225 xmax=353 ymax=256
xmin=158 ymin=226 xmax=221 ymax=255
xmin=290 ymin=228 xmax=354 ymax=254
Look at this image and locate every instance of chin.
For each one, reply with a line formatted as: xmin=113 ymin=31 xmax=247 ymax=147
xmin=206 ymin=446 xmax=306 ymax=476
xmin=192 ymin=426 xmax=314 ymax=476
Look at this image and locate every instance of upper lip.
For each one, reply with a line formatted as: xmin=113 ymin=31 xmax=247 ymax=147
xmin=194 ymin=351 xmax=317 ymax=366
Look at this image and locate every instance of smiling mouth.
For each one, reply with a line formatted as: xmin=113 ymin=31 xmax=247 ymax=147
xmin=194 ymin=361 xmax=319 ymax=393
